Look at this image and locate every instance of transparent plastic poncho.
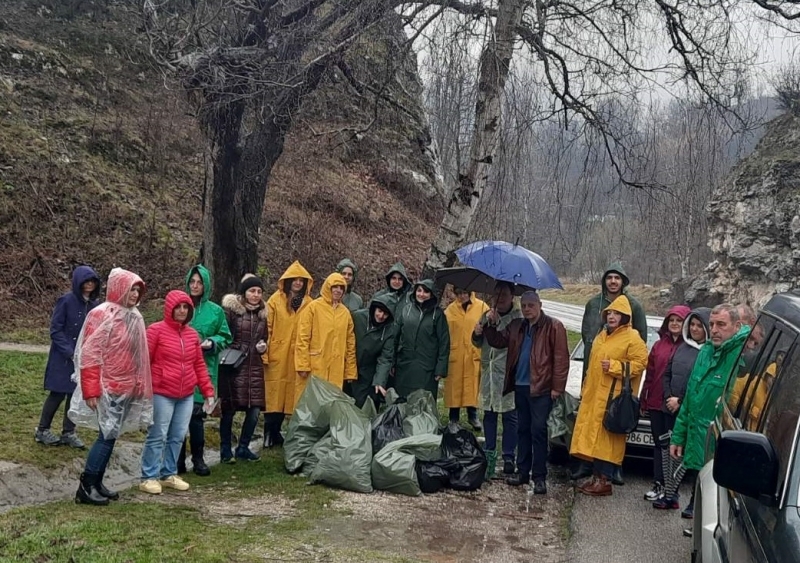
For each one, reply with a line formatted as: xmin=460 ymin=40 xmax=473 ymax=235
xmin=68 ymin=268 xmax=153 ymax=439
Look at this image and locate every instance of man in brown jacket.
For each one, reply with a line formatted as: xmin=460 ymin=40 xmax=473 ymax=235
xmin=483 ymin=291 xmax=569 ymax=493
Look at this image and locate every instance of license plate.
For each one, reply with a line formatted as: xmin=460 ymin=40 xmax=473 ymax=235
xmin=626 ymin=431 xmax=654 ymax=446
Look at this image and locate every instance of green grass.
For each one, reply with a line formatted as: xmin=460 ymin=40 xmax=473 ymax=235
xmin=0 ymin=327 xmax=49 ymax=346
xmin=567 ymin=330 xmax=581 ymax=352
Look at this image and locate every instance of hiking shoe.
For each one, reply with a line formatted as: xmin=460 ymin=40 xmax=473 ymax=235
xmin=502 ymin=460 xmax=515 ymax=475
xmin=468 ymin=417 xmax=483 ymax=432
xmin=653 ymin=497 xmax=680 ymax=510
xmin=139 ymin=479 xmax=162 ymax=495
xmin=60 ymin=432 xmax=85 ymax=450
xmin=506 ymin=474 xmax=530 ymax=487
xmin=160 ymin=475 xmax=190 ymax=491
xmin=34 ymin=428 xmax=61 ymax=446
xmin=533 ymin=480 xmax=547 ymax=495
xmin=644 ymin=481 xmax=663 ymax=501
xmin=681 ymin=504 xmax=694 ymax=519
xmin=235 ymin=448 xmax=260 ymax=462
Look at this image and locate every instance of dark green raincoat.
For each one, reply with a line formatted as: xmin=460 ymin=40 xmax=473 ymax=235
xmin=394 ymin=279 xmax=450 ymax=400
xmin=336 ymin=258 xmax=363 ymax=312
xmin=581 ymin=262 xmax=648 ymax=376
xmin=184 ymin=265 xmax=233 ymax=402
xmin=371 ymin=262 xmax=412 ymax=316
xmin=349 ymin=295 xmax=397 ymax=408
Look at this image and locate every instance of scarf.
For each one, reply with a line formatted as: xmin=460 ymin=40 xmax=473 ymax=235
xmin=291 ymin=295 xmax=304 ymax=312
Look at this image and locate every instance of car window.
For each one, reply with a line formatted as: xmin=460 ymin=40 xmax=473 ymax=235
xmin=725 ymin=316 xmax=778 ymax=427
xmin=646 ymin=327 xmax=659 ymax=349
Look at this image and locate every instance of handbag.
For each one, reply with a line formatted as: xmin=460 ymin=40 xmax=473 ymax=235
xmin=218 ymin=348 xmax=246 ymax=369
xmin=603 ymin=361 xmax=640 ymax=434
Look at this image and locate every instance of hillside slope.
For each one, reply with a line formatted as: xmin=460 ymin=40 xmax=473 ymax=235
xmin=0 ymin=2 xmax=442 ymax=335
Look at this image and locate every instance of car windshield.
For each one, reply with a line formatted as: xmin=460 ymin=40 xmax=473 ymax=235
xmin=572 ymin=326 xmax=660 ymax=361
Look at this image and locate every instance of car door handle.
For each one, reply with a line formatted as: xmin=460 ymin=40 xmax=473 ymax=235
xmin=731 ymin=497 xmax=741 ymax=517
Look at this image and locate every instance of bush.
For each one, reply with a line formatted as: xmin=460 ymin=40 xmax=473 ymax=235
xmin=773 ymin=63 xmax=800 ymax=116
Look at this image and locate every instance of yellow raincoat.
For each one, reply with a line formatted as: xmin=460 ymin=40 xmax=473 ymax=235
xmin=444 ymin=294 xmax=489 ymax=408
xmin=263 ymin=261 xmax=314 ymax=415
xmin=729 ymin=362 xmax=777 ymax=431
xmin=571 ymin=296 xmax=648 ymax=465
xmin=294 ymin=272 xmax=357 ymax=403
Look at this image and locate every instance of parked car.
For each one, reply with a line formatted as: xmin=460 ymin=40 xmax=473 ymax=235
xmin=551 ymin=317 xmax=662 ymax=460
xmin=692 ymin=292 xmax=800 ymax=563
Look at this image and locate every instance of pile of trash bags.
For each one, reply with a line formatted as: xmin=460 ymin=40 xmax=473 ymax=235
xmin=284 ymin=377 xmax=487 ymax=496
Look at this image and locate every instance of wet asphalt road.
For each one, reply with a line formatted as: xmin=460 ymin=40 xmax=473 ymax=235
xmin=566 ymin=458 xmax=694 ymax=563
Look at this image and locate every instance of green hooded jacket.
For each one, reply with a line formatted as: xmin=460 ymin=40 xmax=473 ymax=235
xmin=350 ymin=294 xmax=397 ymax=408
xmin=671 ymin=324 xmax=750 ymax=470
xmin=581 ymin=262 xmax=648 ymax=376
xmin=394 ymin=279 xmax=450 ymax=400
xmin=185 ymin=265 xmax=233 ymax=402
xmin=336 ymin=258 xmax=363 ymax=312
xmin=371 ymin=262 xmax=412 ymax=316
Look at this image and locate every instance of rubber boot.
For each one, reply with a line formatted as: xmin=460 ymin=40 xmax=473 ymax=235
xmin=192 ymin=443 xmax=211 ymax=477
xmin=75 ymin=472 xmax=110 ymax=506
xmin=177 ymin=441 xmax=188 ymax=474
xmin=485 ymin=450 xmax=498 ymax=480
xmin=96 ymin=469 xmax=120 ymax=500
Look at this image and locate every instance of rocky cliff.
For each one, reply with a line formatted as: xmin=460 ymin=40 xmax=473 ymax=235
xmin=682 ymin=111 xmax=800 ymax=308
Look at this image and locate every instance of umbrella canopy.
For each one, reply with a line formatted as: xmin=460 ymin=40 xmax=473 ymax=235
xmin=455 ymin=240 xmax=563 ymax=291
xmin=434 ymin=267 xmax=535 ymax=296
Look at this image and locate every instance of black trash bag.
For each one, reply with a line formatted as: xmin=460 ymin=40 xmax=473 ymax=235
xmin=415 ymin=458 xmax=460 ymax=494
xmin=440 ymin=426 xmax=487 ymax=491
xmin=371 ymin=404 xmax=406 ymax=454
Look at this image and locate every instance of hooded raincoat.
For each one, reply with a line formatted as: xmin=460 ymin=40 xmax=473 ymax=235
xmin=146 ymin=290 xmax=215 ymax=400
xmin=640 ymin=305 xmax=691 ymax=411
xmin=184 ymin=265 xmax=232 ymax=403
xmin=220 ymin=292 xmax=268 ymax=411
xmin=570 ymin=296 xmax=649 ymax=465
xmin=68 ymin=268 xmax=153 ymax=439
xmin=444 ymin=293 xmax=489 ymax=408
xmin=671 ymin=324 xmax=750 ymax=470
xmin=44 ymin=265 xmax=101 ymax=394
xmin=294 ymin=272 xmax=357 ymax=401
xmin=371 ymin=262 xmax=412 ymax=315
xmin=350 ymin=295 xmax=397 ymax=408
xmin=336 ymin=258 xmax=363 ymax=312
xmin=264 ymin=261 xmax=314 ymax=414
xmin=472 ymin=305 xmax=523 ymax=412
xmin=662 ymin=308 xmax=711 ymax=410
xmin=394 ymin=279 xmax=450 ymax=400
xmin=581 ymin=263 xmax=648 ymax=376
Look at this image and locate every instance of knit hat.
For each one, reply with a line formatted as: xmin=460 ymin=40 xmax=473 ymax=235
xmin=239 ymin=275 xmax=264 ymax=295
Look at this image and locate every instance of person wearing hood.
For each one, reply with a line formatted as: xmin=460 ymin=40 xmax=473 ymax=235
xmin=640 ymin=304 xmax=691 ymax=503
xmin=653 ymin=307 xmax=710 ymax=515
xmin=36 ymin=265 xmax=101 ymax=449
xmin=670 ymin=304 xmax=750 ymax=514
xmin=71 ymin=268 xmax=152 ymax=506
xmin=263 ymin=261 xmax=313 ymax=447
xmin=349 ymin=295 xmax=397 ymax=409
xmin=139 ymin=290 xmax=216 ymax=495
xmin=176 ymin=265 xmax=232 ymax=477
xmin=393 ymin=279 xmax=450 ymax=400
xmin=444 ymin=288 xmax=489 ymax=429
xmin=295 ymin=272 xmax=357 ymax=400
xmin=371 ymin=262 xmax=412 ymax=315
xmin=336 ymin=258 xmax=363 ymax=313
xmin=220 ymin=275 xmax=269 ymax=463
xmin=472 ymin=281 xmax=523 ymax=478
xmin=571 ymin=296 xmax=649 ymax=497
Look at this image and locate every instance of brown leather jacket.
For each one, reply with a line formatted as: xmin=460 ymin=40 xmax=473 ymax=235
xmin=483 ymin=312 xmax=570 ymax=397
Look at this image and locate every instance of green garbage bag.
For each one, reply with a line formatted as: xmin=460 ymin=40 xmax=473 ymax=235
xmin=384 ymin=388 xmax=401 ymax=408
xmin=361 ymin=397 xmax=378 ymax=421
xmin=371 ymin=434 xmax=443 ymax=496
xmin=403 ymin=389 xmax=440 ymax=436
xmin=285 ymin=376 xmax=354 ymax=474
xmin=547 ymin=392 xmax=580 ymax=449
xmin=309 ymin=401 xmax=373 ymax=493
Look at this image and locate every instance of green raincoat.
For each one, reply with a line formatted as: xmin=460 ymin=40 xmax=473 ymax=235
xmin=472 ymin=305 xmax=522 ymax=413
xmin=581 ymin=262 xmax=648 ymax=376
xmin=350 ymin=295 xmax=397 ymax=408
xmin=394 ymin=279 xmax=450 ymax=400
xmin=671 ymin=324 xmax=750 ymax=470
xmin=184 ymin=265 xmax=233 ymax=402
xmin=371 ymin=262 xmax=412 ymax=316
xmin=336 ymin=258 xmax=363 ymax=312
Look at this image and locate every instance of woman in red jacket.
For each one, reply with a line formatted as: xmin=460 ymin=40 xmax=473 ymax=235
xmin=70 ymin=268 xmax=152 ymax=506
xmin=139 ymin=290 xmax=215 ymax=495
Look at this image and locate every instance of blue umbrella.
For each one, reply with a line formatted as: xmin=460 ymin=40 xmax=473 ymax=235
xmin=455 ymin=240 xmax=563 ymax=291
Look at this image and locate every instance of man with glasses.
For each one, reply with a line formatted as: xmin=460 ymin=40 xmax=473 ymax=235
xmin=483 ymin=291 xmax=569 ymax=494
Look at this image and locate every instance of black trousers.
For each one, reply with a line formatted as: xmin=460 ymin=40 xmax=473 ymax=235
xmin=38 ymin=392 xmax=76 ymax=434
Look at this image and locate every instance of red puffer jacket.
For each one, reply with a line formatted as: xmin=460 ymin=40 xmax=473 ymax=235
xmin=147 ymin=290 xmax=215 ymax=400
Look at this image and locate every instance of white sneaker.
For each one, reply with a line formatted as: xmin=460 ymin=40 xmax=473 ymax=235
xmin=160 ymin=475 xmax=190 ymax=491
xmin=644 ymin=482 xmax=663 ymax=501
xmin=139 ymin=479 xmax=162 ymax=494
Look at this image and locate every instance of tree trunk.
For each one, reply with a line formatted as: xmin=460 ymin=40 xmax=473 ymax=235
xmin=421 ymin=0 xmax=525 ymax=279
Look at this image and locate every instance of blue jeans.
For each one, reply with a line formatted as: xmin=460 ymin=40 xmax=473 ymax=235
xmin=85 ymin=430 xmax=116 ymax=476
xmin=483 ymin=409 xmax=518 ymax=461
xmin=515 ymin=386 xmax=553 ymax=480
xmin=141 ymin=394 xmax=194 ymax=480
xmin=594 ymin=459 xmax=617 ymax=479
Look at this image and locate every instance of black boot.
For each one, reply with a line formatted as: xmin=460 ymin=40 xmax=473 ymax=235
xmin=192 ymin=442 xmax=211 ymax=477
xmin=75 ymin=472 xmax=110 ymax=506
xmin=96 ymin=470 xmax=120 ymax=500
xmin=177 ymin=441 xmax=188 ymax=475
